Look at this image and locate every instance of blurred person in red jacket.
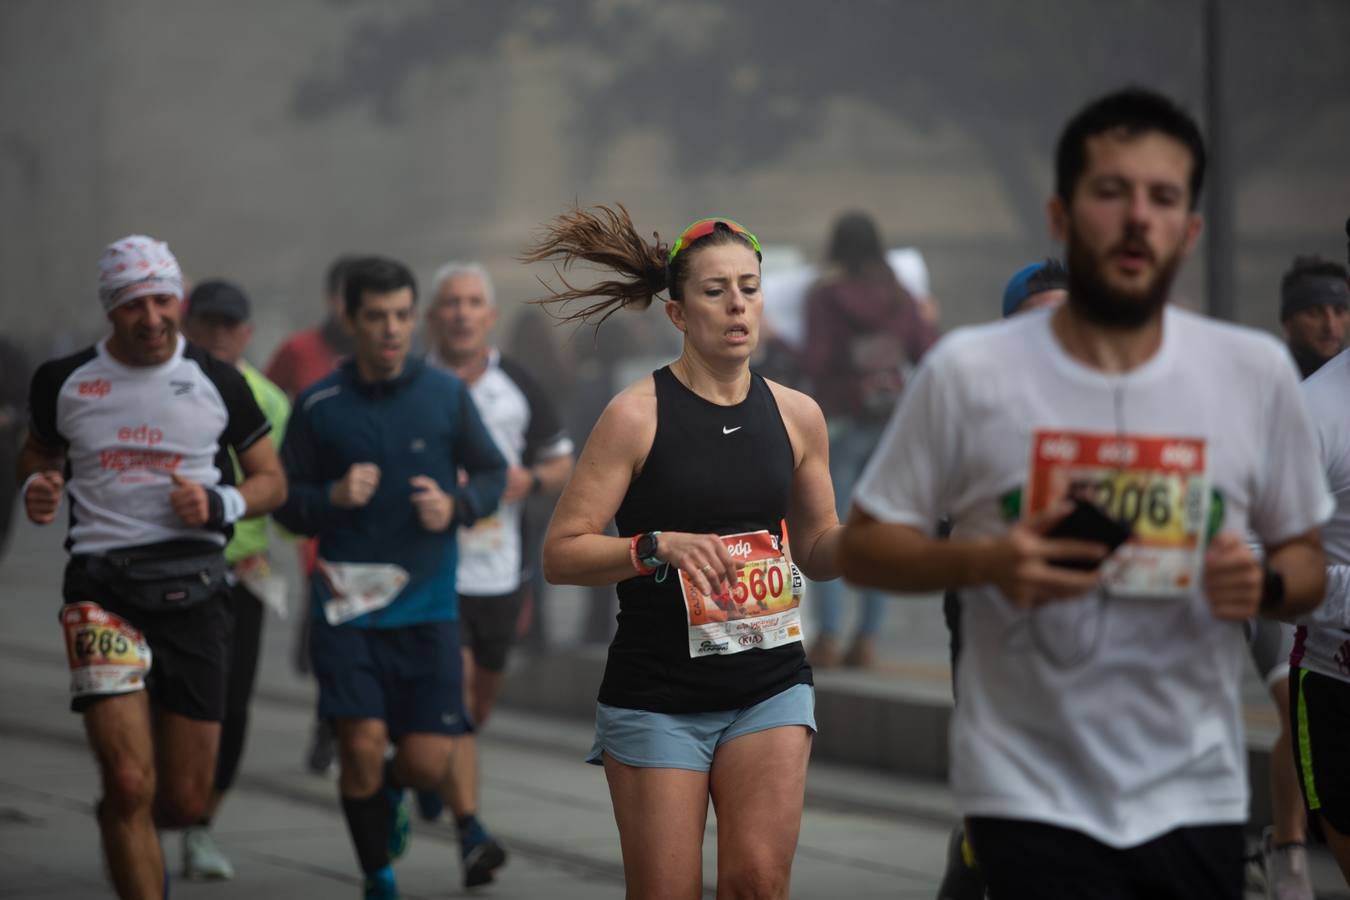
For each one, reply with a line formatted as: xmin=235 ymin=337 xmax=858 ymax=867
xmin=264 ymin=253 xmax=357 ymax=775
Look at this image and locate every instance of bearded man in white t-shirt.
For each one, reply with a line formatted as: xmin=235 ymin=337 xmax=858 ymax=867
xmin=838 ymin=88 xmax=1333 ymax=900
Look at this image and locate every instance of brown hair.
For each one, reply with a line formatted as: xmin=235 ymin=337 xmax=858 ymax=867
xmin=522 ymin=204 xmax=758 ymax=327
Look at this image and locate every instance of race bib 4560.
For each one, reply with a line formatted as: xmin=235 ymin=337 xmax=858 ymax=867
xmin=60 ymin=601 xmax=152 ymax=699
xmin=678 ymin=529 xmax=805 ymax=658
xmin=1025 ymin=431 xmax=1210 ymax=598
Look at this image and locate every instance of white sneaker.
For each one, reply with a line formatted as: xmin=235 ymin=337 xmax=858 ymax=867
xmin=182 ymin=827 xmax=235 ymax=881
xmin=1263 ymin=827 xmax=1313 ymax=900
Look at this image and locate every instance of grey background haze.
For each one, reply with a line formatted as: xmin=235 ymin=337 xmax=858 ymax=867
xmin=1 ymin=0 xmax=1347 ymax=362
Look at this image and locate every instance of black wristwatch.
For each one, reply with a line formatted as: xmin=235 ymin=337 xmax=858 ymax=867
xmin=1259 ymin=564 xmax=1286 ymax=614
xmin=635 ymin=531 xmax=663 ymax=569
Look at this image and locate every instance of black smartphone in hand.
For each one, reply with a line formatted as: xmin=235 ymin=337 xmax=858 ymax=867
xmin=1044 ymin=498 xmax=1133 ymax=570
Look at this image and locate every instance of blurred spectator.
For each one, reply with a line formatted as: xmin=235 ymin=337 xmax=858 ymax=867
xmin=506 ymin=307 xmax=576 ymax=654
xmin=263 ymin=253 xmax=357 ymax=777
xmin=264 ymin=254 xmax=358 ymax=397
xmin=1280 ymin=255 xmax=1350 ymax=379
xmin=1001 ymin=258 xmax=1069 ymax=317
xmin=568 ymin=316 xmax=641 ymax=645
xmin=800 ymin=211 xmax=938 ymax=668
xmin=0 ymin=336 xmax=32 ymax=559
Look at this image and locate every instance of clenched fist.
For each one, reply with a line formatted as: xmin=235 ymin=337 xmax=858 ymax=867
xmin=331 ymin=463 xmax=381 ymax=509
xmin=24 ymin=470 xmax=64 ymax=525
xmin=169 ymin=473 xmax=211 ymax=527
xmin=410 ymin=475 xmax=454 ymax=532
xmin=1203 ymin=531 xmax=1264 ymax=621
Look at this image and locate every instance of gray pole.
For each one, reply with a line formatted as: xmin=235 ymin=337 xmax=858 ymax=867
xmin=1204 ymin=0 xmax=1236 ymax=320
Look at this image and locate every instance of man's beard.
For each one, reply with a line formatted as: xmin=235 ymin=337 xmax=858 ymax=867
xmin=1288 ymin=339 xmax=1336 ymax=380
xmin=1065 ymin=227 xmax=1184 ymax=330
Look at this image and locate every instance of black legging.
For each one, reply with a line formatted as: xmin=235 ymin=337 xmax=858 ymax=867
xmin=215 ymin=580 xmax=264 ymax=795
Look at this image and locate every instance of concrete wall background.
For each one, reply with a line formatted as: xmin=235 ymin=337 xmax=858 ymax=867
xmin=1 ymin=0 xmax=1347 ymax=364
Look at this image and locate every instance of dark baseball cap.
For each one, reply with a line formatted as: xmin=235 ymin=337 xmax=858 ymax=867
xmin=187 ymin=279 xmax=251 ymax=322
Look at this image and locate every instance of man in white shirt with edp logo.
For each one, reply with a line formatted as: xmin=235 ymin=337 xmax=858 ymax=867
xmin=839 ymin=88 xmax=1333 ymax=900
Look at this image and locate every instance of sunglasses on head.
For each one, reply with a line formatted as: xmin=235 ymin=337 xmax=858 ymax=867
xmin=667 ymin=218 xmax=762 ymax=264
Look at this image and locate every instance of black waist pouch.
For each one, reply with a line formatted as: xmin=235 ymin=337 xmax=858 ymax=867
xmin=74 ymin=540 xmax=229 ymax=611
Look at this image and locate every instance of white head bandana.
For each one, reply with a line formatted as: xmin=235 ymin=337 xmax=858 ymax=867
xmin=98 ymin=235 xmax=183 ymax=313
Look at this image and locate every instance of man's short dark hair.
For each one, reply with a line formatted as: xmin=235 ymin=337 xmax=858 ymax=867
xmin=325 ymin=253 xmax=361 ymax=300
xmin=342 ymin=256 xmax=418 ymax=317
xmin=1055 ymin=87 xmax=1207 ymax=210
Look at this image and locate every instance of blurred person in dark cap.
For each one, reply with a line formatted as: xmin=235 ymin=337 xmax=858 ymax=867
xmin=177 ymin=279 xmax=291 ymax=881
xmin=1280 ymin=256 xmax=1350 ymax=380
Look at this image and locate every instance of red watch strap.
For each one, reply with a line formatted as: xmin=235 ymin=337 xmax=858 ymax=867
xmin=630 ymin=534 xmax=656 ymax=576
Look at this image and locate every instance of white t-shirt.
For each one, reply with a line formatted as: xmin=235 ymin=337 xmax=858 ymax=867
xmin=1293 ymin=348 xmax=1350 ymax=682
xmin=27 ymin=336 xmax=271 ymax=555
xmin=854 ymin=305 xmax=1333 ymax=848
xmin=432 ymin=349 xmax=572 ymax=596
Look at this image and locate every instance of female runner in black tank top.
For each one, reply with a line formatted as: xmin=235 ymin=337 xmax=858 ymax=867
xmin=525 ymin=207 xmax=846 ymax=899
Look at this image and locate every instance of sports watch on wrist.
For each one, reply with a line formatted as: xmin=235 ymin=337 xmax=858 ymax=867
xmin=635 ymin=531 xmax=663 ymax=569
xmin=1259 ymin=564 xmax=1286 ymax=614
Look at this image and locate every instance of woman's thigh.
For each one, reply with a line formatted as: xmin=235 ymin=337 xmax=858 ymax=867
xmin=709 ymin=725 xmax=812 ymax=897
xmin=604 ymin=754 xmax=711 ymax=900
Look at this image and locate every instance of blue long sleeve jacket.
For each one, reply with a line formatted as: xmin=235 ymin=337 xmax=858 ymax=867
xmin=275 ymin=358 xmax=506 ymax=627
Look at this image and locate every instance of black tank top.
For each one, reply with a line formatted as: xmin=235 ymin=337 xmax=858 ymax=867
xmin=598 ymin=366 xmax=812 ymax=713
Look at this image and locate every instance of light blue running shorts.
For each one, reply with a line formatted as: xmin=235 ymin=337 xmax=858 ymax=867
xmin=585 ymin=683 xmax=816 ymax=772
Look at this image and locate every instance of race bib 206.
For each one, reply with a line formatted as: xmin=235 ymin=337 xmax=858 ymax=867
xmin=1025 ymin=431 xmax=1210 ymax=598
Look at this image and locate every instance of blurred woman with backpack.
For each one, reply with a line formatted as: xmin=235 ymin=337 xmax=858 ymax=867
xmin=800 ymin=211 xmax=938 ymax=668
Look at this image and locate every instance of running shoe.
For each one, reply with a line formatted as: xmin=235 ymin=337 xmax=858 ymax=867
xmin=182 ymin=827 xmax=235 ymax=881
xmin=363 ymin=866 xmax=399 ymax=900
xmin=415 ymin=788 xmax=444 ymax=823
xmin=1263 ymin=827 xmax=1314 ymax=900
xmin=936 ymin=826 xmax=985 ymax=900
xmin=459 ymin=817 xmax=507 ymax=888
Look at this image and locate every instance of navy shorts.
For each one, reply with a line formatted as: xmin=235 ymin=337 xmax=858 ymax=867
xmin=310 ymin=616 xmax=472 ymax=740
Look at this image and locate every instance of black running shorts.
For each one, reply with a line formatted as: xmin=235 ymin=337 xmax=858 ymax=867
xmin=967 ymin=816 xmax=1243 ymax=900
xmin=1290 ymin=666 xmax=1350 ymax=839
xmin=459 ymin=589 xmax=525 ymax=673
xmin=62 ymin=557 xmax=233 ymax=721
